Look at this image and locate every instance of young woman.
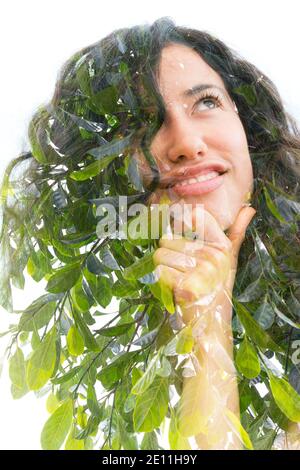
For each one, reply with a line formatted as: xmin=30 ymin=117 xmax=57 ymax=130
xmin=141 ymin=41 xmax=256 ymax=450
xmin=1 ymin=17 xmax=299 ymax=450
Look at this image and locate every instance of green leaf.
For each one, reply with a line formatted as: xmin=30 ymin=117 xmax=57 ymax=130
xmin=93 ymin=86 xmax=119 ymax=114
xmin=9 ymin=347 xmax=28 ymax=399
xmin=94 ymin=276 xmax=113 ymax=308
xmin=84 ymin=270 xmax=113 ymax=308
xmin=59 ymin=231 xmax=96 ymax=247
xmin=233 ymin=299 xmax=282 ymax=353
xmin=41 ymin=399 xmax=73 ymax=450
xmin=31 ymin=329 xmax=41 ymax=350
xmin=64 ymin=427 xmax=85 ymax=450
xmin=67 ymin=325 xmax=85 ymax=356
xmin=263 ymin=186 xmax=287 ymax=224
xmin=269 ymin=373 xmax=300 ymax=422
xmin=87 ymin=383 xmax=101 ymax=415
xmin=117 ymin=414 xmax=139 ymax=450
xmin=233 ymin=84 xmax=257 ymax=106
xmin=97 ymin=351 xmax=138 ymax=390
xmin=86 ymin=253 xmax=108 ymax=275
xmin=236 ymin=276 xmax=264 ymax=302
xmin=52 ymin=365 xmax=82 ymax=385
xmin=150 ymin=280 xmax=175 ymax=315
xmin=52 ymin=337 xmax=61 ymax=379
xmin=267 ymin=391 xmax=290 ymax=431
xmin=26 ymin=327 xmax=57 ymax=390
xmin=249 ymin=409 xmax=278 ymax=449
xmin=70 ymin=155 xmax=117 ymax=181
xmin=131 ymin=367 xmax=144 ymax=387
xmin=133 ymin=375 xmax=169 ymax=432
xmin=72 ymin=306 xmax=100 ymax=352
xmin=76 ymin=62 xmax=92 ymax=97
xmin=123 ymin=251 xmax=155 ymax=281
xmin=254 ymin=299 xmax=275 ymax=330
xmin=126 ymin=154 xmax=144 ymax=191
xmin=101 ymin=246 xmax=120 ymax=270
xmin=28 ymin=110 xmax=48 ymax=163
xmin=273 ymin=305 xmax=300 ymax=329
xmin=113 ymin=278 xmax=139 ymax=298
xmin=124 ymin=394 xmax=136 ymax=413
xmin=87 ymin=134 xmax=133 ymax=160
xmin=224 ymin=408 xmax=254 ymax=450
xmin=0 ymin=238 xmax=13 ymax=312
xmin=98 ymin=322 xmax=134 ymax=337
xmin=254 ymin=429 xmax=277 ymax=450
xmin=161 ymin=281 xmax=175 ymax=314
xmin=27 ymin=250 xmax=51 ymax=282
xmin=46 ymin=393 xmax=60 ymax=414
xmin=76 ymin=414 xmax=102 ymax=440
xmin=141 ymin=431 xmax=160 ymax=450
xmin=46 ymin=262 xmax=81 ymax=293
xmin=176 ymin=325 xmax=194 ymax=354
xmin=19 ymin=301 xmax=57 ymax=332
xmin=156 ymin=321 xmax=175 ymax=350
xmin=168 ymin=407 xmax=191 ymax=450
xmin=72 ymin=279 xmax=91 ymax=311
xmin=236 ymin=337 xmax=261 ymax=379
xmin=84 ymin=437 xmax=94 ymax=450
xmin=131 ymin=350 xmax=162 ymax=395
xmin=156 ymin=356 xmax=172 ymax=378
xmin=164 ymin=336 xmax=178 ymax=356
xmin=252 ymin=230 xmax=278 ymax=281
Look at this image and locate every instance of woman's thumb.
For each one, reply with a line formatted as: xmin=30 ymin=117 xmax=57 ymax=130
xmin=226 ymin=206 xmax=256 ymax=260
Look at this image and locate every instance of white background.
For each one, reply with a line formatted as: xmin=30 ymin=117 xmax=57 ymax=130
xmin=0 ymin=0 xmax=299 ymax=450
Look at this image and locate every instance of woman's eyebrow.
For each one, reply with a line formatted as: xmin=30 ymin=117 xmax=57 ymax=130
xmin=182 ymin=84 xmax=227 ymax=98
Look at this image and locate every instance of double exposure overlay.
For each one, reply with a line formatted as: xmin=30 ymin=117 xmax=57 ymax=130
xmin=1 ymin=17 xmax=300 ymax=450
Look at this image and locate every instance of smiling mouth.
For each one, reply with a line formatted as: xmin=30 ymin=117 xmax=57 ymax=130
xmin=166 ymin=170 xmax=227 ymax=189
xmin=164 ymin=170 xmax=228 ymax=197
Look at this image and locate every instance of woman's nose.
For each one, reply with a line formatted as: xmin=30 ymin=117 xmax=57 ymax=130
xmin=162 ymin=119 xmax=209 ymax=164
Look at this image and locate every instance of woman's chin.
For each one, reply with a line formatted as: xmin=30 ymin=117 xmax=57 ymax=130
xmin=147 ymin=188 xmax=244 ymax=233
xmin=172 ymin=195 xmax=237 ymax=232
xmin=217 ymin=214 xmax=235 ymax=232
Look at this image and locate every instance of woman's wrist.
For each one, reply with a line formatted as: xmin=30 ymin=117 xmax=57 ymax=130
xmin=179 ymin=287 xmax=234 ymax=343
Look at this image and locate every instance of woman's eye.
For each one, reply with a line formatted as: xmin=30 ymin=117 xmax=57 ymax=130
xmin=194 ymin=95 xmax=222 ymax=111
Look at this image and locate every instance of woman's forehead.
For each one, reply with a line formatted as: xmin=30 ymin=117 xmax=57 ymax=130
xmin=156 ymin=43 xmax=227 ymax=100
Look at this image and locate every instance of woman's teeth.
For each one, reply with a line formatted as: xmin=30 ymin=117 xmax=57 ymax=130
xmin=176 ymin=170 xmax=220 ymax=186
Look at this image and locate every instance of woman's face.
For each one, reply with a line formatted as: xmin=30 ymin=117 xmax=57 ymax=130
xmin=136 ymin=42 xmax=253 ymax=231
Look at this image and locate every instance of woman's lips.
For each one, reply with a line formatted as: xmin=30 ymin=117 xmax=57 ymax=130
xmin=170 ymin=172 xmax=226 ymax=196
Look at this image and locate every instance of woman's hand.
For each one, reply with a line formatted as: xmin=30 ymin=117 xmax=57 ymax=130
xmin=153 ymin=202 xmax=256 ymax=325
xmin=152 ymin=201 xmax=256 ymax=449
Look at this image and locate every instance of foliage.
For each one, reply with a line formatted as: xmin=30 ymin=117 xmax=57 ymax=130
xmin=1 ymin=17 xmax=300 ymax=450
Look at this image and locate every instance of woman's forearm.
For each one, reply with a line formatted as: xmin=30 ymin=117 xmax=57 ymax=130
xmin=193 ymin=328 xmax=241 ymax=449
xmin=152 ymin=205 xmax=256 ymax=449
xmin=180 ymin=293 xmax=243 ymax=449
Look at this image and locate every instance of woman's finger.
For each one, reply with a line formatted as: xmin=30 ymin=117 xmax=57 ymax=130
xmin=154 ymin=264 xmax=184 ymax=291
xmin=154 ymin=263 xmax=218 ymax=305
xmin=226 ymin=206 xmax=256 ymax=260
xmin=159 ymin=238 xmax=231 ymax=281
xmin=159 ymin=237 xmax=205 ymax=255
xmin=192 ymin=205 xmax=232 ymax=249
xmin=154 ymin=244 xmax=226 ymax=285
xmin=153 ymin=246 xmax=198 ymax=272
xmin=154 ymin=264 xmax=203 ymax=308
xmin=169 ymin=201 xmax=231 ymax=250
